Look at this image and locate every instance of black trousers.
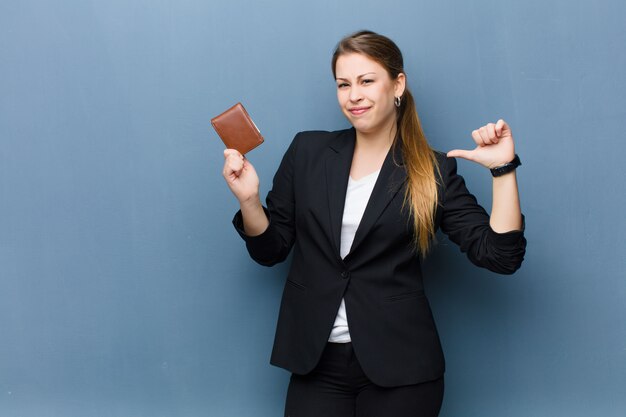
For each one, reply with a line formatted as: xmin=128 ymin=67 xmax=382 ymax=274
xmin=284 ymin=342 xmax=444 ymax=417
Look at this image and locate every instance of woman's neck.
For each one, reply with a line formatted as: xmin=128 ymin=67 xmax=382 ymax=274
xmin=351 ymin=124 xmax=396 ymax=180
xmin=355 ymin=122 xmax=397 ymax=154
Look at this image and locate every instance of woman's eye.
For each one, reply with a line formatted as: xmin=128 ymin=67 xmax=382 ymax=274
xmin=362 ymin=79 xmax=373 ymax=85
xmin=337 ymin=83 xmax=349 ymax=88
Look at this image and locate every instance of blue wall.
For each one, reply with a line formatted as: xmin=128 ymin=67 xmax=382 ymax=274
xmin=1 ymin=0 xmax=625 ymax=416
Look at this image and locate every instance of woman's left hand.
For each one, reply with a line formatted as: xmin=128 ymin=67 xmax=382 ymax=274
xmin=447 ymin=119 xmax=516 ymax=169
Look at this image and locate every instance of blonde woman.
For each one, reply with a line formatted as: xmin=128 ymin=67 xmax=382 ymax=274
xmin=222 ymin=30 xmax=525 ymax=417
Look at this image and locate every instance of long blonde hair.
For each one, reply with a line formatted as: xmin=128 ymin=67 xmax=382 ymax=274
xmin=332 ymin=30 xmax=441 ymax=256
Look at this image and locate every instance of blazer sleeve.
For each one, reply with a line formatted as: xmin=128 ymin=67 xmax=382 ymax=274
xmin=231 ymin=133 xmax=300 ymax=266
xmin=439 ymin=156 xmax=527 ymax=275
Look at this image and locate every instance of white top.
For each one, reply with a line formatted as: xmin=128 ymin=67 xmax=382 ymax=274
xmin=328 ymin=169 xmax=380 ymax=343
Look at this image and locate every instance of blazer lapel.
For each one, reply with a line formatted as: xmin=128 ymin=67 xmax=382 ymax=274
xmin=346 ymin=143 xmax=407 ymax=258
xmin=325 ymin=128 xmax=356 ymax=259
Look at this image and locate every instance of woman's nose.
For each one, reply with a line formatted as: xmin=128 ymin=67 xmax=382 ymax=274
xmin=349 ymin=87 xmax=363 ymax=102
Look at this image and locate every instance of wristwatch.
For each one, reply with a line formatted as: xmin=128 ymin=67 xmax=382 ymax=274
xmin=490 ymin=154 xmax=521 ymax=177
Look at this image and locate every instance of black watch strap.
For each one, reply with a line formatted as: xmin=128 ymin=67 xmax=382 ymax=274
xmin=490 ymin=154 xmax=521 ymax=177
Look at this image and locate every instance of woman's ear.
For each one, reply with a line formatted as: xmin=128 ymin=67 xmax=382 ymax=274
xmin=394 ymin=73 xmax=406 ymax=98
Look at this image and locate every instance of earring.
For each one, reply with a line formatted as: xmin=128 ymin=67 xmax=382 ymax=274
xmin=394 ymin=96 xmax=401 ymax=107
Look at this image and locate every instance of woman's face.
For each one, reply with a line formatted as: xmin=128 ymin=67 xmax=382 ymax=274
xmin=335 ymin=53 xmax=405 ymax=138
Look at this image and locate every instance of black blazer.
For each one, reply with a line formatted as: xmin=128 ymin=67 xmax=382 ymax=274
xmin=233 ymin=128 xmax=526 ymax=387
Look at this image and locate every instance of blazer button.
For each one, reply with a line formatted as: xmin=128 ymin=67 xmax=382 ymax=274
xmin=341 ymin=271 xmax=349 ymax=279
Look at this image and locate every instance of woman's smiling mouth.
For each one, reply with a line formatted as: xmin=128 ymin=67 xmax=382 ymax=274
xmin=348 ymin=106 xmax=371 ymax=116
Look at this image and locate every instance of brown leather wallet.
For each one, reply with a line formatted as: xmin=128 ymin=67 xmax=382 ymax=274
xmin=211 ymin=102 xmax=264 ymax=154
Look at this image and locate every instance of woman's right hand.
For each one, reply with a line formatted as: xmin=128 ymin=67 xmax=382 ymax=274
xmin=222 ymin=149 xmax=260 ymax=204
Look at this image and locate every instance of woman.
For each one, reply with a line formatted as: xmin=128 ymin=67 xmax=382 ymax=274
xmin=222 ymin=30 xmax=525 ymax=417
